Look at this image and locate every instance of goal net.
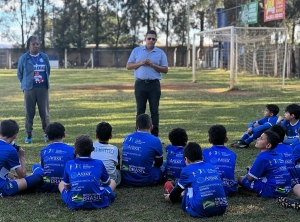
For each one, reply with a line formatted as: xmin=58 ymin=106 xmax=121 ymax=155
xmin=192 ymin=26 xmax=288 ymax=89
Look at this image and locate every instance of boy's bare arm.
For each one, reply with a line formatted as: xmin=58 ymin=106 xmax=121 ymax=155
xmin=15 ymin=147 xmax=26 ymax=178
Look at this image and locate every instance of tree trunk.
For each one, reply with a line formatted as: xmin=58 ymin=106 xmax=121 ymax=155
xmin=41 ymin=0 xmax=45 ymax=51
xmin=77 ymin=0 xmax=82 ymax=49
xmin=165 ymin=7 xmax=169 ymax=55
xmin=20 ymin=0 xmax=25 ymax=52
xmin=147 ymin=0 xmax=150 ymax=31
xmin=200 ymin=11 xmax=204 ymax=60
xmin=95 ymin=0 xmax=100 ymax=49
xmin=291 ymin=21 xmax=296 ymax=78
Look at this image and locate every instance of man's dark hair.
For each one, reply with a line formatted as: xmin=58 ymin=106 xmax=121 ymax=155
xmin=96 ymin=122 xmax=112 ymax=141
xmin=208 ymin=124 xmax=227 ymax=145
xmin=183 ymin=142 xmax=203 ymax=162
xmin=136 ymin=114 xmax=152 ymax=130
xmin=168 ymin=128 xmax=188 ymax=146
xmin=26 ymin=36 xmax=39 ymax=50
xmin=269 ymin=125 xmax=285 ymax=143
xmin=0 ymin=119 xmax=19 ymax=138
xmin=146 ymin=30 xmax=157 ymax=37
xmin=266 ymin=104 xmax=279 ymax=116
xmin=74 ymin=134 xmax=94 ymax=157
xmin=45 ymin=122 xmax=65 ymax=141
xmin=285 ymin=104 xmax=300 ymax=119
xmin=263 ymin=130 xmax=280 ymax=150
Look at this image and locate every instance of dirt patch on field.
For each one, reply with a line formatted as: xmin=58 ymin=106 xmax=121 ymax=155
xmin=71 ymin=84 xmax=255 ymax=95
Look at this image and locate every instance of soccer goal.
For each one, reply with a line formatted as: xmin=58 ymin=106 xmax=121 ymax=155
xmin=192 ymin=26 xmax=288 ymax=89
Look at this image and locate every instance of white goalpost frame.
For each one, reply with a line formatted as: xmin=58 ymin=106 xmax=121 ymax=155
xmin=192 ymin=26 xmax=288 ymax=89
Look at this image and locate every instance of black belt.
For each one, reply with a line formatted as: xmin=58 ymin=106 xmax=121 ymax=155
xmin=136 ymin=78 xmax=159 ymax=83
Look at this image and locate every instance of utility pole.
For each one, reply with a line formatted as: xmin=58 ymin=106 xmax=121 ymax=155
xmin=187 ymin=0 xmax=190 ymax=68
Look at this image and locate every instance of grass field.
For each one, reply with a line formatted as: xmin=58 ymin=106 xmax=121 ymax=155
xmin=1 ymin=68 xmax=300 ymax=221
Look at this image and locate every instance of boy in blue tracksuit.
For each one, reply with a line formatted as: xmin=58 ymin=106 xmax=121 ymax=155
xmin=238 ymin=130 xmax=291 ymax=198
xmin=231 ymin=104 xmax=279 ymax=148
xmin=164 ymin=142 xmax=228 ymax=218
xmin=277 ymin=103 xmax=300 ymax=145
xmin=203 ymin=124 xmax=237 ymax=196
xmin=59 ymin=134 xmax=116 ymax=210
xmin=165 ymin=128 xmax=188 ymax=184
xmin=32 ymin=122 xmax=76 ymax=192
xmin=270 ymin=125 xmax=298 ymax=186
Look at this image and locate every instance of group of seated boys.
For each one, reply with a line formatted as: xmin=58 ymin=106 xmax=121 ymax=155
xmin=1 ymin=103 xmax=300 ymax=218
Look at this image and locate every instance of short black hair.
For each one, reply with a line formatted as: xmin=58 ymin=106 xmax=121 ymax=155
xmin=269 ymin=125 xmax=285 ymax=142
xmin=183 ymin=142 xmax=203 ymax=162
xmin=96 ymin=122 xmax=112 ymax=141
xmin=285 ymin=104 xmax=300 ymax=119
xmin=168 ymin=128 xmax=188 ymax=146
xmin=0 ymin=119 xmax=19 ymax=138
xmin=74 ymin=134 xmax=94 ymax=157
xmin=266 ymin=104 xmax=279 ymax=116
xmin=26 ymin=36 xmax=39 ymax=49
xmin=263 ymin=130 xmax=280 ymax=150
xmin=208 ymin=124 xmax=227 ymax=145
xmin=146 ymin=30 xmax=157 ymax=37
xmin=45 ymin=122 xmax=65 ymax=141
xmin=136 ymin=114 xmax=152 ymax=130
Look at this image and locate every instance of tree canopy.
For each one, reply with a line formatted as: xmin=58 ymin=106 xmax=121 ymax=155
xmin=0 ymin=0 xmax=299 ymax=50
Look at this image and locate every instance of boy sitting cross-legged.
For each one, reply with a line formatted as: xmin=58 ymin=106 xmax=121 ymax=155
xmin=165 ymin=127 xmax=188 ymax=184
xmin=269 ymin=125 xmax=298 ymax=187
xmin=91 ymin=122 xmax=121 ymax=186
xmin=59 ymin=134 xmax=116 ymax=210
xmin=121 ymin=114 xmax=165 ymax=187
xmin=203 ymin=124 xmax=237 ymax=196
xmin=164 ymin=142 xmax=228 ymax=218
xmin=0 ymin=119 xmax=43 ymax=197
xmin=231 ymin=104 xmax=279 ymax=148
xmin=238 ymin=130 xmax=291 ymax=198
xmin=32 ymin=122 xmax=76 ymax=192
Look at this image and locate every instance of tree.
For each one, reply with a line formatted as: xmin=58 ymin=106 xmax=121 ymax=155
xmin=122 ymin=0 xmax=147 ymax=48
xmin=105 ymin=0 xmax=130 ymax=47
xmin=0 ymin=0 xmax=36 ymax=51
xmin=86 ymin=0 xmax=112 ymax=49
xmin=145 ymin=0 xmax=159 ymax=31
xmin=191 ymin=0 xmax=223 ymax=60
xmin=159 ymin=0 xmax=180 ymax=54
xmin=53 ymin=1 xmax=73 ymax=49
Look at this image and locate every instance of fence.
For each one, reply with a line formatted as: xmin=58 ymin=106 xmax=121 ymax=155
xmin=0 ymin=46 xmax=192 ymax=69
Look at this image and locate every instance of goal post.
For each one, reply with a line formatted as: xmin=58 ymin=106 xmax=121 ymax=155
xmin=192 ymin=26 xmax=288 ymax=89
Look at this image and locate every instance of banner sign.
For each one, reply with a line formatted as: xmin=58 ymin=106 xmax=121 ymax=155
xmin=241 ymin=2 xmax=258 ymax=25
xmin=264 ymin=0 xmax=286 ymax=22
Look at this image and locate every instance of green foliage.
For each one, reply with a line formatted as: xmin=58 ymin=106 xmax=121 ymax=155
xmin=1 ymin=68 xmax=300 ymax=221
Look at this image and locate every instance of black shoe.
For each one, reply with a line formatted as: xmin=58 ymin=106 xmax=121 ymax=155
xmin=230 ymin=140 xmax=243 ymax=147
xmin=278 ymin=197 xmax=300 ymax=209
xmin=233 ymin=141 xmax=249 ymax=148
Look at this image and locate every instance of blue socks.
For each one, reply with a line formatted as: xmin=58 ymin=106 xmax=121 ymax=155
xmin=25 ymin=174 xmax=43 ymax=188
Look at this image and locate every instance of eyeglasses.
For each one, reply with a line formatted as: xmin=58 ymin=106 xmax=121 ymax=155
xmin=147 ymin=38 xmax=157 ymax=41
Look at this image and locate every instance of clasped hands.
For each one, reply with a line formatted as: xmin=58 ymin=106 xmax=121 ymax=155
xmin=140 ymin=59 xmax=153 ymax=67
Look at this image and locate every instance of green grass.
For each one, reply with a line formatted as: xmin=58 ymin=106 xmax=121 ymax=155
xmin=0 ymin=68 xmax=300 ymax=221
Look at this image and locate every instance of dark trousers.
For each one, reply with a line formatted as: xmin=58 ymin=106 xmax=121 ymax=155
xmin=24 ymin=88 xmax=50 ymax=136
xmin=134 ymin=79 xmax=161 ymax=137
